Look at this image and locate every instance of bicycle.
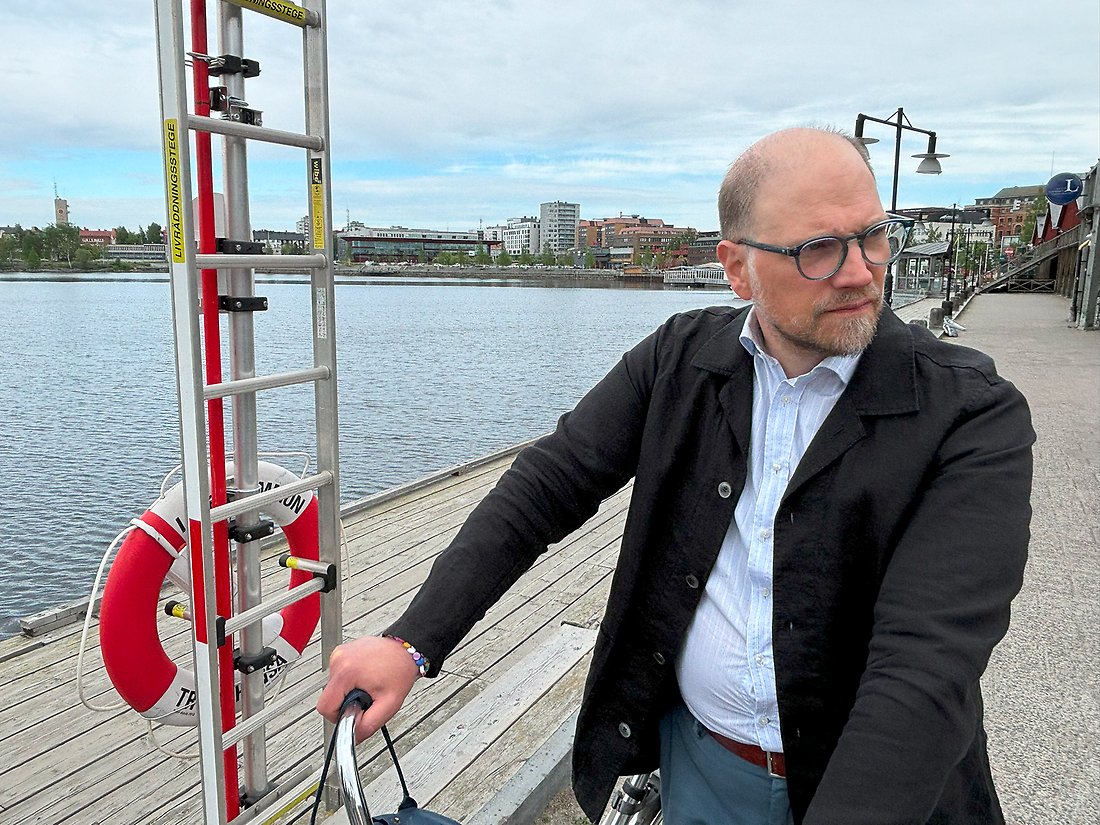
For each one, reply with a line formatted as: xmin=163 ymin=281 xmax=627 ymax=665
xmin=599 ymin=772 xmax=663 ymax=825
xmin=322 ymin=689 xmax=663 ymax=824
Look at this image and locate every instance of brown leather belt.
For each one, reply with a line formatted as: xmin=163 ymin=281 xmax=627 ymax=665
xmin=706 ymin=728 xmax=787 ymax=778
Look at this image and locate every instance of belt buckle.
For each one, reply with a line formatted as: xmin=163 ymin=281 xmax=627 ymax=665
xmin=766 ymin=751 xmax=783 ymax=779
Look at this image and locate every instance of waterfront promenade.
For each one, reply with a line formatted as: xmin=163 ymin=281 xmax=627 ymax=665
xmin=971 ymin=294 xmax=1099 ymax=823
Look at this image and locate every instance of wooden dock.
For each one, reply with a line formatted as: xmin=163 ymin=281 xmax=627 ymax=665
xmin=0 ymin=442 xmax=630 ymax=824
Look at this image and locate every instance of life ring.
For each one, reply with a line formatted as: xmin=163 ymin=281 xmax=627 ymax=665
xmin=99 ymin=461 xmax=321 ymax=726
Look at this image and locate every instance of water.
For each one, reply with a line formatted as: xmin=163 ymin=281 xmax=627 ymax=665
xmin=0 ymin=275 xmax=743 ymax=637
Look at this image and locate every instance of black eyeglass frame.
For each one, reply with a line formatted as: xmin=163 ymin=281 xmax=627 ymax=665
xmin=734 ymin=216 xmax=915 ymax=281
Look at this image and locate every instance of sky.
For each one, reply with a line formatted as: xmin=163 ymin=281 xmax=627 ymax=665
xmin=2 ymin=0 xmax=1098 ymax=235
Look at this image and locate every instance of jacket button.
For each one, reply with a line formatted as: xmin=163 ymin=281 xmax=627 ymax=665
xmin=685 ymin=574 xmax=699 ymax=589
xmin=653 ymin=651 xmax=666 ymax=665
xmin=618 ymin=722 xmax=632 ymax=738
xmin=717 ymin=481 xmax=732 ymax=498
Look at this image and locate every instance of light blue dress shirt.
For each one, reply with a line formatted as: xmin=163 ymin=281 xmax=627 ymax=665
xmin=676 ymin=307 xmax=862 ymax=752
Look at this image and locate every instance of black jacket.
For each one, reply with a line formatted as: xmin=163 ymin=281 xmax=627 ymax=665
xmin=388 ymin=305 xmax=1034 ymax=824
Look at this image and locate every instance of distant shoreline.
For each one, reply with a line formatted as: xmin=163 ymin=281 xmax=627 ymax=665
xmin=0 ymin=264 xmax=729 ymax=289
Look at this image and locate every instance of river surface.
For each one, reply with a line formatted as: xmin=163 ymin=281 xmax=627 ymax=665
xmin=0 ymin=275 xmax=743 ymax=638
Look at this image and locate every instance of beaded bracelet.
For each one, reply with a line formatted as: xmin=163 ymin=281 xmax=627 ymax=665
xmin=387 ymin=635 xmax=429 ymax=677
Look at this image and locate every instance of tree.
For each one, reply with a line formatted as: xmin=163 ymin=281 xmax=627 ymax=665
xmin=25 ymin=248 xmax=40 ymax=270
xmin=43 ymin=223 xmax=81 ymax=266
xmin=538 ymin=244 xmax=555 ymax=266
xmin=474 ymin=243 xmax=491 ymax=265
xmin=21 ymin=231 xmax=44 ymax=260
xmin=145 ymin=222 xmax=164 ymax=244
xmin=0 ymin=234 xmax=20 ymax=267
xmin=517 ymin=250 xmax=533 ymax=266
xmin=555 ymin=252 xmax=573 ymax=267
xmin=497 ymin=249 xmax=513 ymax=266
xmin=74 ymin=246 xmax=98 ymax=269
xmin=1018 ymin=195 xmax=1047 ymax=247
xmin=923 ymin=226 xmax=942 ymax=243
xmin=584 ymin=250 xmax=596 ymax=269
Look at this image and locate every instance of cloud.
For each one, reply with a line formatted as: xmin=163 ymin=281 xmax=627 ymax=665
xmin=2 ymin=0 xmax=1097 ymax=231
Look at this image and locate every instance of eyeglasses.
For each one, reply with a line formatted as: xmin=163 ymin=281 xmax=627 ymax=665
xmin=735 ymin=216 xmax=914 ymax=281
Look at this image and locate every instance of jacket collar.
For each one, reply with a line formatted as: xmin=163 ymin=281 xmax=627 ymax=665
xmin=692 ymin=305 xmax=920 ymax=417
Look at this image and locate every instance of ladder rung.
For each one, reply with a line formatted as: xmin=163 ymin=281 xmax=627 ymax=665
xmin=195 ymin=252 xmax=327 ymax=270
xmin=222 ymin=0 xmax=319 ymax=29
xmin=204 ymin=367 xmax=330 ymax=400
xmin=210 ymin=470 xmax=332 ymax=523
xmin=224 ymin=671 xmax=328 ymax=750
xmin=188 ymin=114 xmax=324 ymax=150
xmin=222 ymin=577 xmax=326 ymax=640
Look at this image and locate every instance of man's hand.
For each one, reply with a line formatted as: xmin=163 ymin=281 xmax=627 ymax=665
xmin=316 ymin=635 xmax=420 ymax=742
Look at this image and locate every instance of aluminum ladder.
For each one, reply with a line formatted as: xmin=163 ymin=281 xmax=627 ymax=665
xmin=153 ymin=0 xmax=343 ymax=821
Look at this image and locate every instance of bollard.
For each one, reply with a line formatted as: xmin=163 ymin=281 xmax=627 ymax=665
xmin=929 ymin=306 xmax=944 ymax=329
xmin=909 ymin=318 xmax=929 ymax=328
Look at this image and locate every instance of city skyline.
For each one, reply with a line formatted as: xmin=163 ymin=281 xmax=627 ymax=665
xmin=2 ymin=1 xmax=1098 ymax=234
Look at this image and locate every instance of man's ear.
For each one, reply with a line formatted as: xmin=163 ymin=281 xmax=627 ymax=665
xmin=717 ymin=240 xmax=752 ymax=299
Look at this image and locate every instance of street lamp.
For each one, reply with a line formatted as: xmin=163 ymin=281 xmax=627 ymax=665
xmin=854 ymin=107 xmax=949 ymax=306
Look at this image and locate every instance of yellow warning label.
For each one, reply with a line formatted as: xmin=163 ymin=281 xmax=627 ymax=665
xmin=224 ymin=0 xmax=309 ymax=27
xmin=310 ymin=158 xmax=325 ymax=250
xmin=164 ymin=119 xmax=186 ymax=264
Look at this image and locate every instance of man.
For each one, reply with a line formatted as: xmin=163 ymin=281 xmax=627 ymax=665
xmin=318 ymin=127 xmax=1034 ymax=824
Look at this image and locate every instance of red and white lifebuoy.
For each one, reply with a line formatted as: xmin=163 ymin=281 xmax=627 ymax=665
xmin=99 ymin=461 xmax=321 ymax=726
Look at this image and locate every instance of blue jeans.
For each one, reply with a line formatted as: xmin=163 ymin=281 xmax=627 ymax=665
xmin=659 ymin=703 xmax=794 ymax=825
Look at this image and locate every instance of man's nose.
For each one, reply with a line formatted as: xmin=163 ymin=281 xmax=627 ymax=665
xmin=830 ymin=240 xmax=877 ymax=288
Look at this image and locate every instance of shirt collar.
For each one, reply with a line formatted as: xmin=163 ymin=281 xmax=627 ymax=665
xmin=738 ymin=305 xmax=862 ymax=387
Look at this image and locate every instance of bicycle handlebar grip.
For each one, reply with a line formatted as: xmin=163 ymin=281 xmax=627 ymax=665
xmin=341 ymin=688 xmax=374 ymax=715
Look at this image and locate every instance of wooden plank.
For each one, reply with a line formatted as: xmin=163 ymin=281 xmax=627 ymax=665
xmin=358 ymin=624 xmax=597 ymax=811
xmin=431 ymin=653 xmax=592 ymax=821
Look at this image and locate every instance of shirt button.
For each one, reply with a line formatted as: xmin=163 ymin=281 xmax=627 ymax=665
xmin=685 ymin=574 xmax=700 ymax=589
xmin=717 ymin=481 xmax=732 ymax=498
xmin=618 ymin=722 xmax=632 ymax=738
xmin=653 ymin=651 xmax=666 ymax=665
xmin=772 ymin=462 xmax=782 ymax=473
xmin=759 ymin=716 xmax=770 ymax=726
xmin=755 ymin=654 xmax=765 ymax=665
xmin=759 ymin=528 xmax=771 ymax=540
xmin=761 ymin=586 xmax=771 ymax=598
xmin=781 ymin=396 xmax=792 ymax=405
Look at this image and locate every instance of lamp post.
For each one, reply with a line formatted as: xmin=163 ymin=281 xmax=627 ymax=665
xmin=854 ymin=108 xmax=948 ymax=306
xmin=945 ymin=203 xmax=957 ymax=313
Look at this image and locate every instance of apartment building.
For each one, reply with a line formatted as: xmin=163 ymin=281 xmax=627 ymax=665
xmin=539 ymin=201 xmax=580 ymax=253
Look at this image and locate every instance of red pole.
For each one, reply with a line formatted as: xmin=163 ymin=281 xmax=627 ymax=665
xmin=189 ymin=0 xmax=240 ymax=818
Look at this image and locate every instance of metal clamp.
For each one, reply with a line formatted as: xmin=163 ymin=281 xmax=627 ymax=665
xmin=234 ymin=646 xmax=277 ymax=675
xmin=228 ymin=517 xmax=275 ymax=543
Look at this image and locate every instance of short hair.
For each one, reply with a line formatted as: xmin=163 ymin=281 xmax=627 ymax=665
xmin=717 ymin=126 xmax=873 ymax=241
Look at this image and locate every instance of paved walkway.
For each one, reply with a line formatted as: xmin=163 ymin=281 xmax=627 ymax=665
xmin=538 ymin=293 xmax=1099 ymax=824
xmin=958 ymin=293 xmax=1099 ymax=824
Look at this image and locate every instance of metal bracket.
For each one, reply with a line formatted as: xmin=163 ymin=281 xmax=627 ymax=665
xmin=224 ymin=103 xmax=263 ymax=126
xmin=234 ymin=646 xmax=277 ymax=675
xmin=228 ymin=518 xmax=275 ymax=543
xmin=218 ymin=295 xmax=269 ymax=313
xmin=207 ymin=54 xmax=261 ymax=78
xmin=216 ymin=237 xmax=265 ymax=255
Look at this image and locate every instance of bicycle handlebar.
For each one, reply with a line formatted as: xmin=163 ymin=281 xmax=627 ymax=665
xmin=335 ymin=690 xmax=374 ymax=825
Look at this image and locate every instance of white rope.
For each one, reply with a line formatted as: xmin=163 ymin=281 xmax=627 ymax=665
xmin=75 ymin=526 xmax=131 ymax=713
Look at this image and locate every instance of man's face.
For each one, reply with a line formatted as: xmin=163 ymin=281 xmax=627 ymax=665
xmin=718 ymin=136 xmax=888 ymax=372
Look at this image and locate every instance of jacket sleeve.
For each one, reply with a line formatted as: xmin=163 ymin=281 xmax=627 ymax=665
xmin=384 ymin=323 xmax=663 ymax=675
xmin=804 ymin=374 xmax=1035 ymax=824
